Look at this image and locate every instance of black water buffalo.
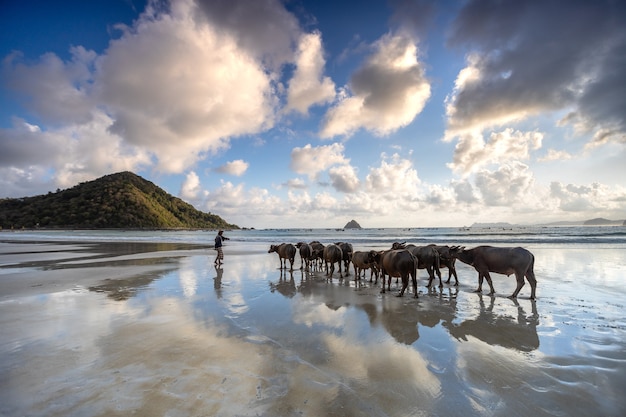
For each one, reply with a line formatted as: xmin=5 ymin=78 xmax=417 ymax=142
xmin=268 ymin=243 xmax=296 ymax=271
xmin=335 ymin=241 xmax=353 ymax=274
xmin=296 ymin=242 xmax=313 ymax=270
xmin=427 ymin=244 xmax=459 ymax=285
xmin=323 ymin=243 xmax=343 ymax=279
xmin=392 ymin=242 xmax=442 ymax=288
xmin=368 ymin=249 xmax=418 ymax=297
xmin=351 ymin=251 xmax=378 ymax=283
xmin=450 ymin=246 xmax=537 ymax=299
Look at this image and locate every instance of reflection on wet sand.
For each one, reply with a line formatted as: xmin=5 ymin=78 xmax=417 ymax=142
xmin=278 ymin=269 xmax=539 ymax=352
xmin=269 ymin=269 xmax=297 ymax=298
xmin=213 ymin=265 xmax=224 ymax=298
xmin=1 ymin=243 xmax=625 ymax=416
xmin=444 ymin=295 xmax=540 ymax=352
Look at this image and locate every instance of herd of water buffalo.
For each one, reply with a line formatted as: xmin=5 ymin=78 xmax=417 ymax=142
xmin=268 ymin=241 xmax=537 ymax=300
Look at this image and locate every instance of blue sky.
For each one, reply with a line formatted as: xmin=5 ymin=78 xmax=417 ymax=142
xmin=1 ymin=0 xmax=625 ymax=228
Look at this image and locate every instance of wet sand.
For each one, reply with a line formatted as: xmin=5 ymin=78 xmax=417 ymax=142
xmin=0 ymin=240 xmax=625 ymax=416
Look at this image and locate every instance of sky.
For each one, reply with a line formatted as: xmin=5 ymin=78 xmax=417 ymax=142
xmin=1 ymin=0 xmax=625 ymax=229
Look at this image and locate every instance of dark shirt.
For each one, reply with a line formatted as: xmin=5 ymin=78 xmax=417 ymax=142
xmin=215 ymin=234 xmax=228 ymax=248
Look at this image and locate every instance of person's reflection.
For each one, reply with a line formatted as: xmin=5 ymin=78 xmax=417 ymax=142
xmin=213 ymin=265 xmax=224 ymax=299
xmin=444 ymin=295 xmax=539 ymax=351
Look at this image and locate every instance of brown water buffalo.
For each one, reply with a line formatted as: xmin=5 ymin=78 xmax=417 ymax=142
xmin=351 ymin=251 xmax=378 ymax=284
xmin=427 ymin=244 xmax=459 ymax=285
xmin=368 ymin=249 xmax=418 ymax=297
xmin=268 ymin=243 xmax=296 ymax=271
xmin=296 ymin=242 xmax=313 ymax=270
xmin=309 ymin=241 xmax=325 ymax=270
xmin=392 ymin=242 xmax=442 ymax=288
xmin=335 ymin=241 xmax=353 ymax=274
xmin=323 ymin=243 xmax=343 ymax=279
xmin=450 ymin=245 xmax=537 ymax=299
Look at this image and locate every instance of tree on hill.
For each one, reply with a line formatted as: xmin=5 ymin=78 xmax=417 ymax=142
xmin=0 ymin=171 xmax=239 ymax=229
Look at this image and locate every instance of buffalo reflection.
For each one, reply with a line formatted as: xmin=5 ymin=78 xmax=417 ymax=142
xmin=269 ymin=269 xmax=539 ymax=352
xmin=443 ymin=295 xmax=539 ymax=352
xmin=269 ymin=269 xmax=297 ymax=298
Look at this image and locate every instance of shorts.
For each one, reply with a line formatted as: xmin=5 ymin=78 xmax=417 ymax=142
xmin=216 ymin=247 xmax=224 ymax=260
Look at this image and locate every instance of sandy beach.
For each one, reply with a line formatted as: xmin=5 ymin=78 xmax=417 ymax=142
xmin=1 ymin=236 xmax=625 ymax=416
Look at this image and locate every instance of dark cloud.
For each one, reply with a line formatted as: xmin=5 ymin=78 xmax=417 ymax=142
xmin=388 ymin=0 xmax=436 ymax=40
xmin=445 ymin=0 xmax=626 ymax=143
xmin=193 ymin=0 xmax=301 ymax=70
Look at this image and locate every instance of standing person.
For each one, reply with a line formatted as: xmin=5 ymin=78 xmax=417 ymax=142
xmin=214 ymin=230 xmax=229 ymax=266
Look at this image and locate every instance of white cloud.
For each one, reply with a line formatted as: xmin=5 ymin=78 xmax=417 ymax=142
xmin=365 ymin=153 xmax=421 ymax=197
xmin=285 ymin=32 xmax=336 ymax=115
xmin=451 ymin=179 xmax=479 ymax=204
xmin=2 ymin=47 xmax=96 ymax=125
xmin=283 ymin=178 xmax=307 ymax=190
xmin=320 ymin=32 xmax=431 ymax=138
xmin=448 ymin=128 xmax=543 ymax=175
xmin=1 ymin=0 xmax=290 ymax=190
xmin=290 ymin=143 xmax=349 ymax=180
xmin=96 ymin=0 xmax=276 ymax=173
xmin=538 ymin=149 xmax=573 ymax=162
xmin=215 ymin=160 xmax=249 ymax=176
xmin=0 ymin=111 xmax=151 ymax=196
xmin=474 ymin=162 xmax=535 ymax=207
xmin=549 ymin=181 xmax=626 ymax=215
xmin=328 ymin=164 xmax=360 ymax=193
xmin=180 ymin=171 xmax=201 ymax=200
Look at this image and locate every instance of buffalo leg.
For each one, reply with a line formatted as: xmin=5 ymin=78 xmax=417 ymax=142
xmin=484 ymin=272 xmax=496 ymax=295
xmin=434 ymin=265 xmax=443 ymax=288
xmin=526 ymin=269 xmax=537 ymax=300
xmin=426 ymin=267 xmax=434 ymax=288
xmin=509 ymin=271 xmax=525 ymax=298
xmin=474 ymin=272 xmax=483 ymax=293
xmin=397 ymin=274 xmax=408 ymax=297
xmin=450 ymin=265 xmax=459 ymax=286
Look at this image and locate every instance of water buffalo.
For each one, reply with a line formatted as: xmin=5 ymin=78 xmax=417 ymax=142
xmin=427 ymin=244 xmax=459 ymax=285
xmin=296 ymin=241 xmax=313 ymax=270
xmin=309 ymin=241 xmax=325 ymax=270
xmin=268 ymin=243 xmax=296 ymax=271
xmin=351 ymin=251 xmax=379 ymax=284
xmin=368 ymin=249 xmax=418 ymax=297
xmin=335 ymin=241 xmax=353 ymax=274
xmin=450 ymin=245 xmax=537 ymax=299
xmin=323 ymin=243 xmax=343 ymax=279
xmin=392 ymin=242 xmax=442 ymax=288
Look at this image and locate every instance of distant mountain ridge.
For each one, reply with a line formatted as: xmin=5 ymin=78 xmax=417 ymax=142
xmin=0 ymin=171 xmax=238 ymax=230
xmin=471 ymin=218 xmax=625 ymax=227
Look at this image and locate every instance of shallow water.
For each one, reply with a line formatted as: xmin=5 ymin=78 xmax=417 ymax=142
xmin=0 ymin=233 xmax=625 ymax=416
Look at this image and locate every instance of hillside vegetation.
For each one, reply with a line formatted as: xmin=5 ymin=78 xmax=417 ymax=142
xmin=0 ymin=171 xmax=238 ymax=230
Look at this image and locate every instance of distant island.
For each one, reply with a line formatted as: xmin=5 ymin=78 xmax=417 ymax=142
xmin=470 ymin=222 xmax=515 ymax=228
xmin=0 ymin=171 xmax=238 ymax=230
xmin=344 ymin=219 xmax=362 ymax=229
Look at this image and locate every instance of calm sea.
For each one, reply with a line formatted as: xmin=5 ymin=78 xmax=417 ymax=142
xmin=2 ymin=225 xmax=626 ymax=249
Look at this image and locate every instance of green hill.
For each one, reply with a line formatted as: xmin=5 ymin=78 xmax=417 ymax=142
xmin=0 ymin=171 xmax=239 ymax=230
